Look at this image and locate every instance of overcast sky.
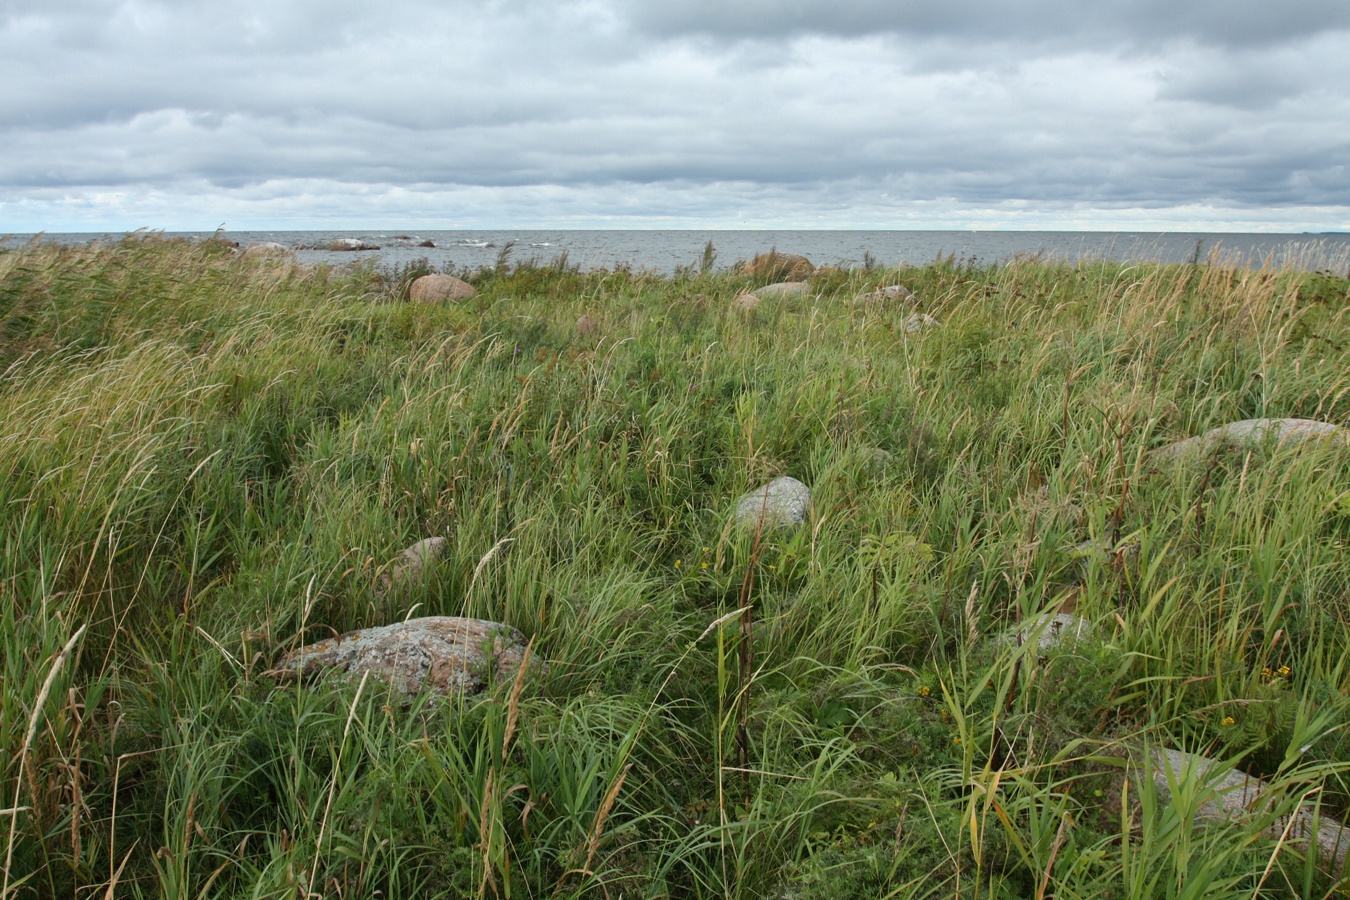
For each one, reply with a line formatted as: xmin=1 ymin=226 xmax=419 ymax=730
xmin=3 ymin=0 xmax=1348 ymax=232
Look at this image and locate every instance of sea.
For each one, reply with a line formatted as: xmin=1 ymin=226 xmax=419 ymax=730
xmin=6 ymin=229 xmax=1350 ymax=275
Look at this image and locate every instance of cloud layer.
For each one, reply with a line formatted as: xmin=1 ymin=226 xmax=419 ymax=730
xmin=3 ymin=0 xmax=1348 ymax=230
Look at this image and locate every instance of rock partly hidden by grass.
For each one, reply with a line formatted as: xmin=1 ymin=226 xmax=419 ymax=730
xmin=4 ymin=233 xmax=1350 ymax=897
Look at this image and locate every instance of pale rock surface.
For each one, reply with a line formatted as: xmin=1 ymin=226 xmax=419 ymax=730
xmin=410 ymin=273 xmax=477 ymax=302
xmin=732 ymin=292 xmax=761 ymax=313
xmin=376 ymin=536 xmax=448 ymax=595
xmin=1010 ymin=612 xmax=1093 ymax=651
xmin=735 ymin=476 xmax=811 ymax=531
xmin=903 ymin=313 xmax=939 ymax=334
xmin=327 ymin=238 xmax=381 ymax=251
xmin=575 ymin=314 xmax=598 ymax=336
xmin=1145 ymin=748 xmax=1350 ymax=870
xmin=752 ymin=281 xmax=813 ymax=300
xmin=280 ymin=616 xmax=533 ymax=696
xmin=1152 ymin=418 xmax=1344 ymax=461
xmin=855 ymin=284 xmax=917 ymax=305
xmin=241 ymin=241 xmax=290 ymax=260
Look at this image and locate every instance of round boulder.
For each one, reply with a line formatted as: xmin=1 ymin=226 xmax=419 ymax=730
xmin=735 ymin=476 xmax=811 ymax=531
xmin=732 ymin=292 xmax=761 ymax=313
xmin=740 ymin=251 xmax=815 ymax=281
xmin=410 ymin=273 xmax=477 ymax=302
xmin=279 ymin=616 xmax=534 ymax=697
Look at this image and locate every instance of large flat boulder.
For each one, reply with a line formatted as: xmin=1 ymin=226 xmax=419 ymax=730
xmin=279 ymin=616 xmax=532 ymax=696
xmin=752 ymin=282 xmax=814 ymax=300
xmin=1152 ymin=418 xmax=1344 ymax=461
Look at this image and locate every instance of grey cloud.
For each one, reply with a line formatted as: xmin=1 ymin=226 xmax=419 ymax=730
xmin=618 ymin=0 xmax=1350 ymax=50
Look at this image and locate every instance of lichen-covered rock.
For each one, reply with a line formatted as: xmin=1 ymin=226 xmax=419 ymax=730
xmin=410 ymin=273 xmax=476 ymax=302
xmin=376 ymin=536 xmax=448 ymax=596
xmin=1143 ymin=748 xmax=1349 ymax=870
xmin=280 ymin=616 xmax=533 ymax=696
xmin=735 ymin=476 xmax=811 ymax=531
xmin=752 ymin=281 xmax=813 ymax=300
xmin=241 ymin=241 xmax=290 ymax=260
xmin=739 ymin=251 xmax=815 ymax=281
xmin=855 ymin=284 xmax=917 ymax=305
xmin=1152 ymin=418 xmax=1344 ymax=461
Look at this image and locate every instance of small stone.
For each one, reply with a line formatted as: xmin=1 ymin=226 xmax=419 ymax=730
xmin=279 ymin=616 xmax=534 ymax=697
xmin=575 ymin=314 xmax=598 ymax=336
xmin=410 ymin=273 xmax=477 ymax=302
xmin=735 ymin=476 xmax=811 ymax=531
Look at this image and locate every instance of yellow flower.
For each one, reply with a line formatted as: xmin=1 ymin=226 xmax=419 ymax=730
xmin=674 ymin=559 xmax=682 ymax=568
xmin=918 ymin=686 xmax=931 ymax=697
xmin=1221 ymin=716 xmax=1235 ymax=727
xmin=700 ymin=561 xmax=709 ymax=569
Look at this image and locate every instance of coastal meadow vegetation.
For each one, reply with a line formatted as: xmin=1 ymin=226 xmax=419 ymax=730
xmin=3 ymin=234 xmax=1350 ymax=897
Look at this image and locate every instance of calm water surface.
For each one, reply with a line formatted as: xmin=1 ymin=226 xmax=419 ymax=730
xmin=8 ymin=229 xmax=1350 ymax=274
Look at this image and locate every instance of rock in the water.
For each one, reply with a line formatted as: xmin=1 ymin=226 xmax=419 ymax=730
xmin=735 ymin=476 xmax=811 ymax=531
xmin=241 ymin=241 xmax=291 ymax=260
xmin=1152 ymin=418 xmax=1344 ymax=461
xmin=1010 ymin=612 xmax=1092 ymax=651
xmin=377 ymin=536 xmax=448 ymax=595
xmin=855 ymin=284 xmax=917 ymax=305
xmin=280 ymin=616 xmax=533 ymax=696
xmin=1143 ymin=748 xmax=1350 ymax=869
xmin=903 ymin=313 xmax=939 ymax=334
xmin=327 ymin=238 xmax=381 ymax=251
xmin=418 ymin=239 xmax=436 ymax=248
xmin=410 ymin=273 xmax=477 ymax=302
xmin=752 ymin=281 xmax=813 ymax=300
xmin=740 ymin=251 xmax=815 ymax=281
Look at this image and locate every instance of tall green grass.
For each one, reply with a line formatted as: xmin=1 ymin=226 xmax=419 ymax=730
xmin=3 ymin=234 xmax=1350 ymax=897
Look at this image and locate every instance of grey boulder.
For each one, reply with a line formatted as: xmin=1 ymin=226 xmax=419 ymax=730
xmin=735 ymin=476 xmax=811 ymax=531
xmin=855 ymin=284 xmax=917 ymax=305
xmin=377 ymin=536 xmax=448 ymax=596
xmin=280 ymin=616 xmax=534 ymax=697
xmin=1143 ymin=748 xmax=1349 ymax=870
xmin=752 ymin=282 xmax=814 ymax=300
xmin=327 ymin=238 xmax=382 ymax=251
xmin=1152 ymin=418 xmax=1343 ymax=462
